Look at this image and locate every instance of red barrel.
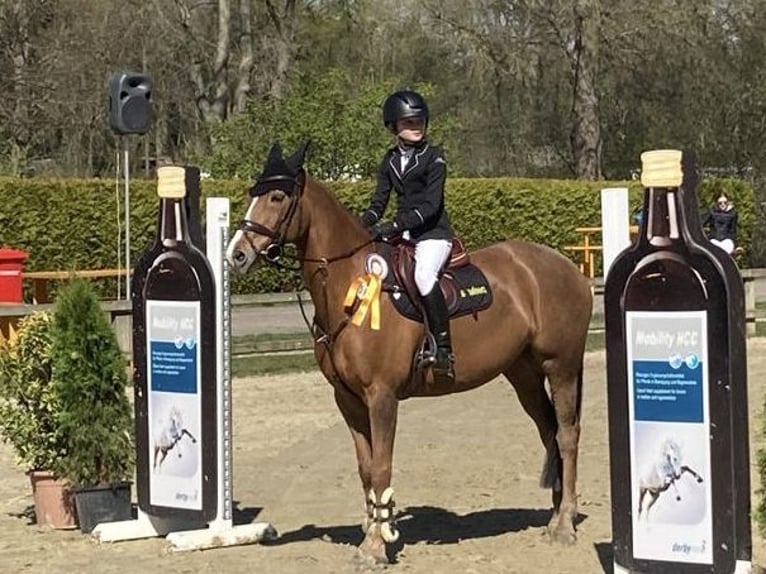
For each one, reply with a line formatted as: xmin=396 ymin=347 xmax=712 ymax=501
xmin=0 ymin=248 xmax=28 ymax=303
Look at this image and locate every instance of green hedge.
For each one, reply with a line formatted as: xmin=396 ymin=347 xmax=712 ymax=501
xmin=0 ymin=176 xmax=754 ymax=298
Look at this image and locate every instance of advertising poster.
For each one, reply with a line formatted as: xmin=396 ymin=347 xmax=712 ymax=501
xmin=627 ymin=311 xmax=712 ymax=564
xmin=146 ymin=300 xmax=202 ymax=510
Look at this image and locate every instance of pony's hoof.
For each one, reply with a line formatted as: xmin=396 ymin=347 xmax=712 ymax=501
xmin=547 ymin=521 xmax=577 ymax=545
xmin=356 ymin=544 xmax=389 ymax=566
xmin=358 ymin=527 xmax=390 ymax=565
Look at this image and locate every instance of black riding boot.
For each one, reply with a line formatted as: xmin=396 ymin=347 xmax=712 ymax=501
xmin=422 ymin=287 xmax=455 ymax=382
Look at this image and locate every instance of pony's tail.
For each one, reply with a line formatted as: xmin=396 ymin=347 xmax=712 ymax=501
xmin=539 ymin=440 xmax=561 ymax=489
xmin=575 ymin=366 xmax=584 ymax=423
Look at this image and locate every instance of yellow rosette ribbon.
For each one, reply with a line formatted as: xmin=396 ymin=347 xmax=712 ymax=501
xmin=343 ymin=273 xmax=382 ymax=330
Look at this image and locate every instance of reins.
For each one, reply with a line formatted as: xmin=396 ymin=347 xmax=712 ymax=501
xmin=257 ymin=237 xmax=375 ymax=272
xmin=235 ymin=170 xmax=380 ymax=396
xmin=295 ymin=238 xmax=374 ymax=344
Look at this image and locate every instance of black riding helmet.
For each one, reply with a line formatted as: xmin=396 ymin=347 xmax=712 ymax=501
xmin=382 ymin=90 xmax=429 ymax=130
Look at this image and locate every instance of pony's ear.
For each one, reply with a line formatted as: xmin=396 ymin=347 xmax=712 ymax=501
xmin=267 ymin=141 xmax=283 ymax=163
xmin=286 ymin=139 xmax=311 ymax=173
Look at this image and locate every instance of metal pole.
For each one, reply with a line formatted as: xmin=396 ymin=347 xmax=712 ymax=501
xmin=205 ymin=197 xmax=233 ymax=529
xmin=116 ymin=150 xmax=122 ymax=301
xmin=124 ymin=140 xmax=131 ymax=299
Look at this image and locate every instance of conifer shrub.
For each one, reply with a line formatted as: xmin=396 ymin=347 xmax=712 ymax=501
xmin=50 ymin=279 xmax=133 ymax=486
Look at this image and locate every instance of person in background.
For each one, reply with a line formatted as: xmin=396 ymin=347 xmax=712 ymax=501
xmin=632 ymin=205 xmax=644 ymax=227
xmin=702 ymin=193 xmax=738 ymax=255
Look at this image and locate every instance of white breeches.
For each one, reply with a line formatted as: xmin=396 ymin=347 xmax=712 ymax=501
xmin=414 ymin=239 xmax=452 ymax=295
xmin=710 ymin=238 xmax=734 ymax=254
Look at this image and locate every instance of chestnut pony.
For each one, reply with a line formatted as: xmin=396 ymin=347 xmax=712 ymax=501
xmin=226 ymin=142 xmax=592 ymax=563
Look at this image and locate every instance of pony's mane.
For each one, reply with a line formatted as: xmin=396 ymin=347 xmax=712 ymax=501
xmin=305 ymin=174 xmax=363 ymax=225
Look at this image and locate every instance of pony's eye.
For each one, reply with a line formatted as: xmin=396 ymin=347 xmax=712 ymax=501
xmin=270 ymin=192 xmax=286 ymax=203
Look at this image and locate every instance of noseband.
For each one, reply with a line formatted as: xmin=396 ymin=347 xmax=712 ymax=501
xmin=238 ymin=172 xmax=305 ymax=263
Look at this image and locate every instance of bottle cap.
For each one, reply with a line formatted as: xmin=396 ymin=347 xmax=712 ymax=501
xmin=157 ymin=166 xmax=186 ymax=198
xmin=640 ymin=149 xmax=682 ymax=187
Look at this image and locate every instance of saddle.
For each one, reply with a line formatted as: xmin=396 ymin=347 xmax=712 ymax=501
xmin=382 ymin=237 xmax=493 ymax=322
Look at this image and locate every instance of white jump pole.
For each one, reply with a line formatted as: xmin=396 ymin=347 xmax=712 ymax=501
xmin=93 ymin=197 xmax=277 ymax=550
xmin=600 ymin=187 xmax=631 ymax=280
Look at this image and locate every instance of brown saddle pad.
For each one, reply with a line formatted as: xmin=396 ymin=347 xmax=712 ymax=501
xmin=380 ymin=239 xmax=493 ymax=322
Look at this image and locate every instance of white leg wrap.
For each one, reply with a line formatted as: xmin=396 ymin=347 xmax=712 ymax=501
xmin=381 ymin=522 xmax=400 ymax=543
xmin=380 ymin=487 xmax=395 ymax=505
xmin=364 ymin=487 xmax=399 ymax=542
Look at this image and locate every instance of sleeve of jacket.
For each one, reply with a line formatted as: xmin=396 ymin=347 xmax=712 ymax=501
xmin=731 ymin=210 xmax=738 ymax=242
xmin=394 ymin=147 xmax=447 ymax=231
xmin=363 ymin=156 xmax=393 ymax=225
xmin=701 ymin=209 xmax=712 ymax=228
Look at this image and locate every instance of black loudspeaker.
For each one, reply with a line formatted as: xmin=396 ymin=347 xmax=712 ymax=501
xmin=108 ymin=72 xmax=153 ymax=135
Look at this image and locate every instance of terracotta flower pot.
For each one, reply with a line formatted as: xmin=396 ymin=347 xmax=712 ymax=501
xmin=28 ymin=470 xmax=77 ymax=529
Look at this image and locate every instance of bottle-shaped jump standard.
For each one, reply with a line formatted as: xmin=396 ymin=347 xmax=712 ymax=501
xmin=605 ymin=150 xmax=750 ymax=574
xmin=132 ymin=166 xmax=218 ymax=522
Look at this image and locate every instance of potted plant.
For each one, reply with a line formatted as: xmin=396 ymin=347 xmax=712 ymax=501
xmin=0 ymin=311 xmax=77 ymax=528
xmin=50 ymin=279 xmax=134 ymax=533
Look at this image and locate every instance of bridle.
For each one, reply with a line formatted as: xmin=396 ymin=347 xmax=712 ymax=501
xmin=237 ymin=171 xmax=305 ymax=265
xmin=235 ymin=164 xmax=377 ymax=396
xmin=236 ymin=170 xmax=374 ymax=270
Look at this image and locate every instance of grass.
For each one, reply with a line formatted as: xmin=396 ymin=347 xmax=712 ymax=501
xmin=232 ymin=352 xmax=318 ymax=377
xmin=231 ymin=331 xmax=316 ymax=377
xmin=232 ymin=331 xmax=313 ymax=356
xmin=229 ymin=318 xmax=763 ymax=377
xmin=229 ymin=330 xmax=611 ymax=378
xmin=585 ymin=332 xmax=605 ymax=352
xmin=232 ymin=332 xmax=313 ymax=345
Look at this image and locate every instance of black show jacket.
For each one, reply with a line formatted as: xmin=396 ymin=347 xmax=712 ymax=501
xmin=366 ymin=142 xmax=454 ymax=241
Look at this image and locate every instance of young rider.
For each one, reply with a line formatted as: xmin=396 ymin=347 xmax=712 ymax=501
xmin=360 ymin=90 xmax=455 ymax=382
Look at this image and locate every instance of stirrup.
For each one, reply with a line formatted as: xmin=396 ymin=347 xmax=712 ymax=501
xmin=416 ymin=353 xmax=436 ymax=371
xmin=415 ymin=332 xmax=437 ymax=371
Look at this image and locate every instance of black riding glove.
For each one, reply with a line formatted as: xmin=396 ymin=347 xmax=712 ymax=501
xmin=359 ymin=210 xmax=378 ymax=228
xmin=371 ymin=220 xmax=399 ymax=240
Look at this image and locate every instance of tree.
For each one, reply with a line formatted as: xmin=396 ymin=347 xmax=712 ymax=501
xmin=2 ymin=0 xmax=766 ymax=184
xmin=0 ymin=0 xmax=57 ymax=175
xmin=151 ymin=0 xmax=302 ymax=125
xmin=424 ymin=0 xmax=603 ymax=179
xmin=569 ymin=0 xmax=602 ymax=179
xmin=207 ymin=69 xmax=458 ymax=180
